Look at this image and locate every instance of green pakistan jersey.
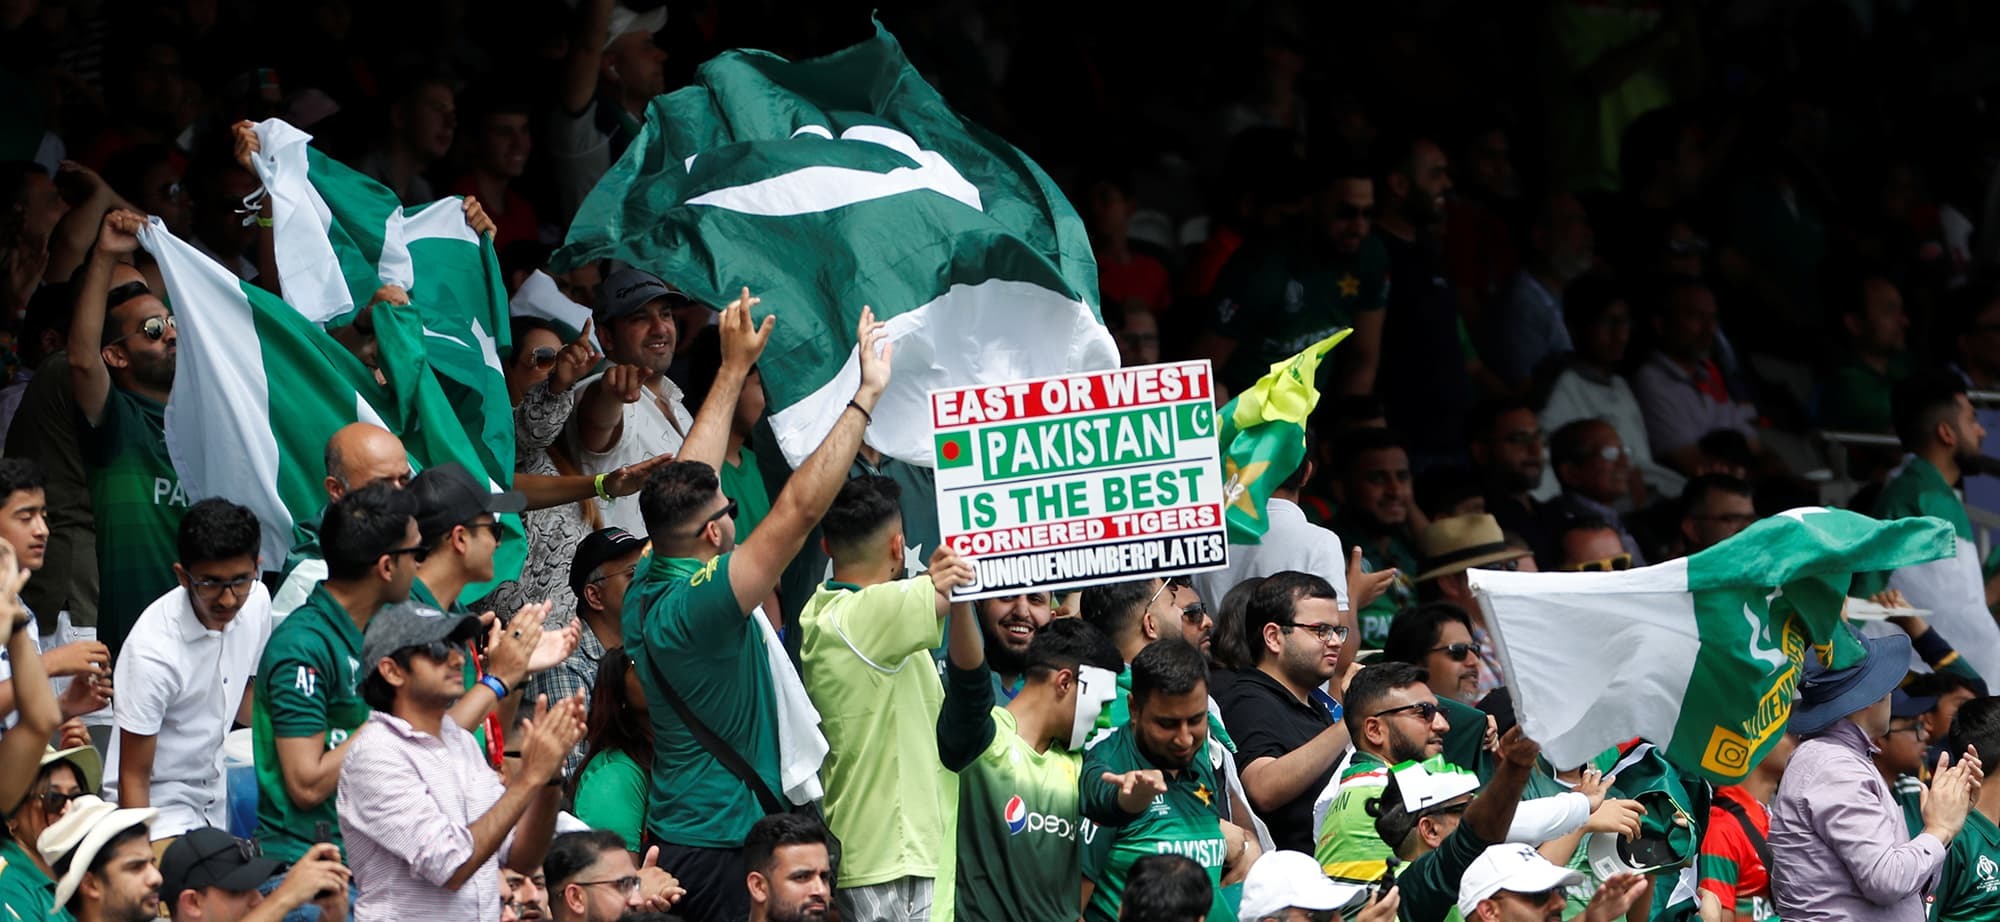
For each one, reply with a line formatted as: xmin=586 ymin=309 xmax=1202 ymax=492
xmin=1080 ymin=725 xmax=1231 ymax=922
xmin=253 ymin=584 xmax=371 ymax=863
xmin=81 ymin=387 xmax=187 ymax=657
xmin=938 ymin=663 xmax=1086 ymax=922
xmin=1316 ymin=750 xmax=1392 ymax=883
xmin=1210 ymin=234 xmax=1390 ymax=393
xmin=1932 ymin=807 xmax=2000 ymax=921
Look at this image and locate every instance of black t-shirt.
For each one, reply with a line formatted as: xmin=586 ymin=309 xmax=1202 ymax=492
xmin=1213 ymin=667 xmax=1338 ymax=852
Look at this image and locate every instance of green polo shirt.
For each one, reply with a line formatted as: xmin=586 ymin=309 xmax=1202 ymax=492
xmin=1210 ymin=235 xmax=1391 ymax=393
xmin=1819 ymin=352 xmax=1912 ymax=434
xmin=1934 ymin=808 xmax=2000 ymax=921
xmin=625 ymin=553 xmax=782 ymax=848
xmin=0 ymin=834 xmax=71 ymax=922
xmin=1317 ymin=750 xmax=1393 ymax=883
xmin=939 ymin=663 xmax=1088 ymax=922
xmin=80 ymin=387 xmax=187 ymax=658
xmin=1080 ymin=725 xmax=1232 ymax=922
xmin=253 ymin=584 xmax=371 ymax=863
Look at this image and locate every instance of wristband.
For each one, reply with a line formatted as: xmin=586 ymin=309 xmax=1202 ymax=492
xmin=478 ymin=674 xmax=509 ymax=700
xmin=593 ymin=472 xmax=613 ymax=502
xmin=846 ymin=400 xmax=873 ymax=424
xmin=255 ymin=216 xmax=273 ymax=228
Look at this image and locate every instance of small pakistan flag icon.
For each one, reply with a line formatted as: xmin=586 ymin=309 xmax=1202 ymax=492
xmin=936 ymin=431 xmax=975 ymax=469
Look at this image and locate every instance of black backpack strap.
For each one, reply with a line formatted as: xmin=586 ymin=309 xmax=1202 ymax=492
xmin=1713 ymin=795 xmax=1773 ymax=878
xmin=652 ymin=670 xmax=787 ymax=816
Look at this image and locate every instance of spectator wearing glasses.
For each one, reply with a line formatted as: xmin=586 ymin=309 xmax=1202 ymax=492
xmin=1538 ymin=420 xmax=1647 ymax=570
xmin=2 ymin=745 xmax=99 ymax=917
xmin=544 ymin=829 xmax=682 ymax=922
xmin=1551 ymin=516 xmax=1632 ymax=574
xmin=1317 ymin=662 xmax=1450 ymax=887
xmin=1383 ymin=604 xmax=1483 ymax=707
xmin=337 ymin=601 xmax=585 ymax=922
xmin=1215 ymin=571 xmax=1351 ymax=853
xmin=103 ymin=499 xmax=272 ymax=853
xmin=1676 ymin=475 xmax=1755 ymax=556
xmin=1079 ymin=577 xmax=1224 ymax=727
xmin=67 ymin=209 xmax=186 ymax=662
xmin=253 ymin=484 xmax=427 ymax=869
xmin=1874 ymin=688 xmax=1939 ymax=838
xmin=159 ymin=827 xmax=350 ymax=922
xmin=529 ymin=527 xmax=646 ymax=778
xmin=1411 ymin=514 xmax=1530 ymax=699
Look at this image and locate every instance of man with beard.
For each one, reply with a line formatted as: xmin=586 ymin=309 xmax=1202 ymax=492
xmin=1081 ymin=639 xmax=1259 ymax=922
xmin=1330 ymin=429 xmax=1419 ymax=648
xmin=1868 ymin=371 xmax=2000 ymax=681
xmin=67 ymin=209 xmax=186 ymax=661
xmin=743 ymin=814 xmax=833 ymax=922
xmin=1375 ymin=134 xmax=1480 ymax=470
xmin=1316 ymin=662 xmax=1450 ymax=886
xmin=570 ymin=268 xmax=701 ymax=538
xmin=37 ymin=796 xmax=160 ymax=922
xmin=1197 ymin=159 xmax=1389 ymax=398
xmin=975 ymin=590 xmax=1055 ymax=701
xmin=1467 ymin=400 xmax=1553 ymax=556
xmin=1214 ymin=572 xmax=1350 ymax=853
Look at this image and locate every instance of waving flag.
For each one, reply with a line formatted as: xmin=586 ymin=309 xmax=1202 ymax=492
xmin=1471 ymin=508 xmax=1953 ymax=783
xmin=554 ymin=21 xmax=1116 ymax=468
xmin=139 ymin=218 xmax=395 ymax=567
xmin=1216 ymin=329 xmax=1349 ymax=542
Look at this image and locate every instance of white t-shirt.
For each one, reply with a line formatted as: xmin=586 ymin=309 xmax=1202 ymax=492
xmin=569 ymin=372 xmax=695 ymax=537
xmin=103 ymin=583 xmax=274 ymax=838
xmin=1190 ymin=498 xmax=1352 ymax=613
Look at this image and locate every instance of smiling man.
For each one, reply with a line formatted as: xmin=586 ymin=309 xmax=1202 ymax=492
xmin=104 ymin=499 xmax=274 ymax=851
xmin=1215 ymin=572 xmax=1351 ymax=853
xmin=570 ymin=268 xmax=700 ymax=538
xmin=976 ymin=590 xmax=1054 ymax=700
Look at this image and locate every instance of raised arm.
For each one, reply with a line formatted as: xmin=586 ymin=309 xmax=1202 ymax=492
xmin=232 ymin=121 xmax=282 ymax=296
xmin=69 ymin=209 xmax=145 ymax=424
xmin=561 ymin=0 xmax=616 ymax=116
xmin=449 ymin=694 xmax=584 ymax=889
xmin=45 ymin=161 xmax=130 ymax=284
xmin=575 ymin=365 xmax=646 ymax=454
xmin=0 ymin=542 xmax=59 ymax=813
xmin=677 ymin=289 xmax=771 ymax=470
xmin=1465 ymin=728 xmax=1540 ymax=844
xmin=726 ymin=307 xmax=891 ymax=612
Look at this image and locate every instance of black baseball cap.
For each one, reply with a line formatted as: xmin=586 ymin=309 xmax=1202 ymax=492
xmin=410 ymin=462 xmax=526 ymax=545
xmin=595 ymin=268 xmax=696 ymax=323
xmin=570 ymin=526 xmax=647 ymax=598
xmin=160 ymin=828 xmax=283 ymax=905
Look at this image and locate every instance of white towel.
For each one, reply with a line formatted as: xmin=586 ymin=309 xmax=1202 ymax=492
xmin=509 ymin=270 xmax=601 ymax=350
xmin=753 ymin=606 xmax=827 ymax=804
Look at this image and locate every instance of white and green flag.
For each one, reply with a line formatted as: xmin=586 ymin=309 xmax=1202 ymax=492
xmin=554 ymin=22 xmax=1117 ymax=468
xmin=139 ymin=217 xmax=396 ymax=567
xmin=1470 ymin=507 xmax=1954 ymax=784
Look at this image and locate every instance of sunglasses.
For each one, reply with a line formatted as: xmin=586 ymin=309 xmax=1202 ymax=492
xmin=1180 ymin=601 xmax=1209 ymax=623
xmin=1429 ymin=642 xmax=1481 ymax=662
xmin=588 ymin=564 xmax=639 ymax=585
xmin=401 ymin=640 xmax=458 ymax=662
xmin=189 ymin=575 xmax=258 ymax=600
xmin=1282 ymin=621 xmax=1349 ymax=644
xmin=677 ymin=499 xmax=738 ymax=535
xmin=1502 ymin=886 xmax=1567 ymax=905
xmin=527 ymin=346 xmax=558 ymax=369
xmin=109 ymin=315 xmax=176 ymax=347
xmin=382 ymin=544 xmax=426 ymax=561
xmin=189 ymin=832 xmax=261 ymax=872
xmin=38 ymin=789 xmax=90 ymax=814
xmin=1566 ymin=553 xmax=1632 ymax=573
xmin=1372 ymin=701 xmax=1442 ymax=722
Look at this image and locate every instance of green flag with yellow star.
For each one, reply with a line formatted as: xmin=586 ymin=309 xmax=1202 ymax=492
xmin=1217 ymin=329 xmax=1350 ymax=543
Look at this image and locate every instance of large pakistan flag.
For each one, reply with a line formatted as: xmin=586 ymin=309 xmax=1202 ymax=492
xmin=556 ymin=21 xmax=1117 ymax=468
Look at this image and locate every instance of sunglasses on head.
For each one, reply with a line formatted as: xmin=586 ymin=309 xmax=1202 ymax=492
xmin=1565 ymin=553 xmax=1632 ymax=573
xmin=109 ymin=315 xmax=175 ymax=347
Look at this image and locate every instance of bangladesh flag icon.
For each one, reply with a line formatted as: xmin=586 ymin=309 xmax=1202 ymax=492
xmin=935 ymin=431 xmax=974 ymax=469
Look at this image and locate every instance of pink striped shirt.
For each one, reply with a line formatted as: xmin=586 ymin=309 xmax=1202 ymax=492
xmin=337 ymin=710 xmax=513 ymax=922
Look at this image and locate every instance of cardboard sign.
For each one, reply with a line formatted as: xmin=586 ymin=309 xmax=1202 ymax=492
xmin=932 ymin=361 xmax=1228 ymax=600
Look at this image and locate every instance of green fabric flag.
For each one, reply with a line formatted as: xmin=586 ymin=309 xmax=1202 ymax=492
xmin=1471 ymin=507 xmax=1953 ymax=784
xmin=1215 ymin=329 xmax=1349 ymax=543
xmin=138 ymin=217 xmax=397 ymax=568
xmin=554 ymin=21 xmax=1116 ymax=469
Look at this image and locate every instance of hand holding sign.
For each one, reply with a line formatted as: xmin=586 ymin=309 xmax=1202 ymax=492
xmin=928 ymin=545 xmax=976 ymax=614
